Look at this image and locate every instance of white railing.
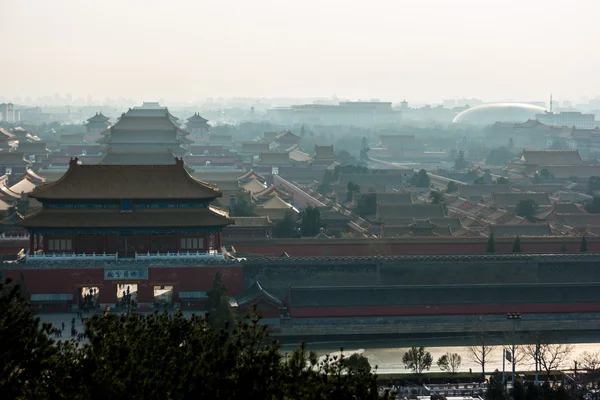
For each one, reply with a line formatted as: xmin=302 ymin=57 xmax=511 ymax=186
xmin=134 ymin=250 xmax=224 ymax=261
xmin=26 ymin=252 xmax=119 ymax=262
xmin=0 ymin=235 xmax=29 ymax=240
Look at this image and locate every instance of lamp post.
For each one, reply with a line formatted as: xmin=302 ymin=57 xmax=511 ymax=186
xmin=506 ymin=313 xmax=522 ymax=390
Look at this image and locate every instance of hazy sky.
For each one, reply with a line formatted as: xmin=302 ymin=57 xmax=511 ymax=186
xmin=2 ymin=0 xmax=598 ymax=104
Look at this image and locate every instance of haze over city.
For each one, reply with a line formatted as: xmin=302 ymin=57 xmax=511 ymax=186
xmin=2 ymin=0 xmax=599 ymax=103
xmin=5 ymin=1 xmax=600 ymax=399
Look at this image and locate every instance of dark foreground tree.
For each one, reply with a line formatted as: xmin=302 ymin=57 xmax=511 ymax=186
xmin=1 ymin=280 xmax=389 ymax=400
xmin=343 ymin=353 xmax=371 ymax=373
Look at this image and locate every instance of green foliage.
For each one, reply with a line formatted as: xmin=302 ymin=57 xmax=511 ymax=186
xmin=232 ymin=198 xmax=255 ymax=217
xmin=508 ymin=137 xmax=514 ymax=149
xmin=355 ymin=192 xmax=377 ymax=217
xmin=515 ymin=199 xmax=539 ymax=222
xmin=486 ymin=233 xmax=496 ymax=253
xmin=585 ymin=197 xmax=600 ymax=213
xmin=430 ymin=190 xmax=443 ymax=204
xmin=454 ymin=150 xmax=470 ymax=170
xmin=446 ymin=181 xmax=458 ymax=193
xmin=273 ymin=212 xmax=298 ymax=238
xmin=474 ymin=176 xmax=486 ymax=185
xmin=485 ymin=147 xmax=514 ymax=166
xmin=588 ymin=176 xmax=600 ymax=194
xmin=411 ymin=169 xmax=430 ymax=188
xmin=539 ymin=169 xmax=553 ymax=179
xmin=486 ymin=376 xmax=511 ymax=400
xmin=496 ymin=177 xmax=509 ymax=184
xmin=343 ymin=353 xmax=371 ymax=373
xmin=1 ymin=281 xmax=385 ymax=399
xmin=301 ymin=206 xmax=322 ymax=237
xmin=581 ymin=235 xmax=588 ymax=252
xmin=437 ymin=352 xmax=461 ymax=373
xmin=346 ymin=181 xmax=360 ymax=202
xmin=512 ymin=236 xmax=522 ymax=253
xmin=402 ymin=347 xmax=433 ymax=374
xmin=206 ymin=272 xmax=235 ymax=331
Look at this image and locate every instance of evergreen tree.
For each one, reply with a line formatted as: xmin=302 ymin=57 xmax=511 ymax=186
xmin=355 ymin=193 xmax=377 ymax=217
xmin=206 ymin=272 xmax=235 ymax=331
xmin=415 ymin=169 xmax=430 ymax=188
xmin=446 ymin=181 xmax=458 ymax=193
xmin=512 ymin=236 xmax=522 ymax=252
xmin=273 ymin=212 xmax=298 ymax=238
xmin=2 ymin=280 xmax=386 ymax=399
xmin=301 ymin=206 xmax=322 ymax=237
xmin=581 ymin=235 xmax=588 ymax=252
xmin=232 ymin=198 xmax=255 ymax=217
xmin=560 ymin=243 xmax=568 ymax=253
xmin=486 ymin=233 xmax=496 ymax=253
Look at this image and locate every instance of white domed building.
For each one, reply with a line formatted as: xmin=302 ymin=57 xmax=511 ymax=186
xmin=453 ymin=103 xmax=547 ymax=125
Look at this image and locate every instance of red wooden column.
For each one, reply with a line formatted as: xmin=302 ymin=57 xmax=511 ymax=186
xmin=146 ymin=234 xmax=151 ymax=252
xmin=215 ymin=233 xmax=221 ymax=252
xmin=29 ymin=233 xmax=34 ymax=254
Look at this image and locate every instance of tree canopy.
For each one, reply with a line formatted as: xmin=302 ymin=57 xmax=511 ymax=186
xmin=1 ymin=280 xmax=388 ymax=399
xmin=486 ymin=233 xmax=496 ymax=253
xmin=402 ymin=347 xmax=433 ymax=374
xmin=446 ymin=181 xmax=458 ymax=193
xmin=206 ymin=272 xmax=235 ymax=331
xmin=515 ymin=199 xmax=539 ymax=222
xmin=301 ymin=206 xmax=322 ymax=237
xmin=485 ymin=147 xmax=514 ymax=166
xmin=232 ymin=198 xmax=256 ymax=217
xmin=411 ymin=169 xmax=430 ymax=188
xmin=453 ymin=150 xmax=470 ymax=170
xmin=273 ymin=212 xmax=298 ymax=238
xmin=355 ymin=192 xmax=377 ymax=217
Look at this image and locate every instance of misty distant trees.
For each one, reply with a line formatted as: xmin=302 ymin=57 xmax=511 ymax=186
xmin=410 ymin=169 xmax=430 ymax=188
xmin=485 ymin=147 xmax=514 ymax=166
xmin=453 ymin=150 xmax=470 ymax=170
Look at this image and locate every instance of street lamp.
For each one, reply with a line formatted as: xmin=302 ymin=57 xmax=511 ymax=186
xmin=506 ymin=313 xmax=522 ymax=390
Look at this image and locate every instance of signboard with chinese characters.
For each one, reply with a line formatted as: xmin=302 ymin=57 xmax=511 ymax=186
xmin=104 ymin=268 xmax=148 ymax=280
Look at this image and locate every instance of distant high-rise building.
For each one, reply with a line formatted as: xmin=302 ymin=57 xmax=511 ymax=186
xmin=0 ymin=103 xmax=15 ymax=122
xmin=536 ymin=111 xmax=598 ymax=129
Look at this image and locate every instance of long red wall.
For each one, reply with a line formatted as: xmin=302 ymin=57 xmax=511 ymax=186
xmin=231 ymin=237 xmax=596 ymax=257
xmin=289 ymin=303 xmax=600 ymax=318
xmin=4 ymin=266 xmax=244 ymax=305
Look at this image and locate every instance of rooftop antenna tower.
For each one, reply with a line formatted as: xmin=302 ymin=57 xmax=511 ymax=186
xmin=550 ymin=94 xmax=553 ymax=112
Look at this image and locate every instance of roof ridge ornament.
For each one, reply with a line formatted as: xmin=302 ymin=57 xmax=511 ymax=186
xmin=69 ymin=157 xmax=80 ymax=167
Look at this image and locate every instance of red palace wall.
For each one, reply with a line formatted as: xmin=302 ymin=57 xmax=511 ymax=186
xmin=4 ymin=266 xmax=244 ymax=305
xmin=289 ymin=303 xmax=600 ymax=318
xmin=231 ymin=237 xmax=597 ymax=257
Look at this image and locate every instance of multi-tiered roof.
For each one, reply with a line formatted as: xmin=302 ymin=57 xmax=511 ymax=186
xmin=20 ymin=157 xmax=232 ymax=233
xmin=98 ymin=107 xmax=191 ymax=157
xmin=86 ymin=112 xmax=111 ymax=131
xmin=186 ymin=113 xmax=209 ymax=132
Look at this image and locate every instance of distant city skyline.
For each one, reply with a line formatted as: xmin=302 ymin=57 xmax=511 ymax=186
xmin=2 ymin=0 xmax=598 ymax=103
